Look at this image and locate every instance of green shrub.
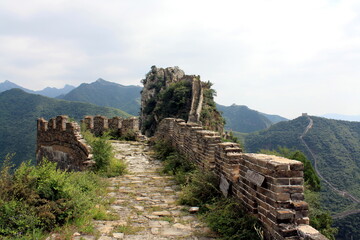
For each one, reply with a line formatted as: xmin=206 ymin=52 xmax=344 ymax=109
xmin=92 ymin=137 xmax=113 ymax=172
xmin=203 ymin=198 xmax=262 ymax=240
xmin=152 ymin=140 xmax=262 ymax=239
xmin=120 ymin=129 xmax=137 ymax=141
xmin=0 ymin=158 xmax=103 ymax=238
xmin=179 ymin=170 xmax=221 ymax=208
xmin=83 ymin=130 xmax=126 ymax=177
xmin=153 ymin=140 xmax=175 ymax=161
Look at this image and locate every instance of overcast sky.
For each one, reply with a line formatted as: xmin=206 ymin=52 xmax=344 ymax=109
xmin=1 ymin=0 xmax=359 ymax=119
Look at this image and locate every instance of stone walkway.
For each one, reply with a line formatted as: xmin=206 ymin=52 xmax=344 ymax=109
xmin=75 ymin=141 xmax=218 ymax=240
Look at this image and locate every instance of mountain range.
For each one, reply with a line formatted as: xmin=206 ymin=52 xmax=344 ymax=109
xmin=0 ymin=80 xmax=75 ymax=97
xmin=217 ymin=104 xmax=288 ymax=133
xmin=57 ymin=78 xmax=142 ymax=116
xmin=0 ymin=89 xmax=130 ymax=167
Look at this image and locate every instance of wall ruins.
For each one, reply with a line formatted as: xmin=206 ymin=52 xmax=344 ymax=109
xmin=37 ymin=115 xmax=141 ymax=171
xmin=36 ymin=115 xmax=92 ymax=171
xmin=155 ymin=118 xmax=328 ymax=240
xmin=82 ymin=115 xmax=140 ymax=137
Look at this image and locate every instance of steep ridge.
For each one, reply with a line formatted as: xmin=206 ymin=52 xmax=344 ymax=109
xmin=217 ymin=104 xmax=287 ymax=133
xmin=300 ymin=116 xmax=360 ymax=217
xmin=72 ymin=141 xmax=218 ymax=240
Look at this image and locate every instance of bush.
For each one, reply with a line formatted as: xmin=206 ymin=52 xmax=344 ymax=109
xmin=179 ymin=170 xmax=221 ymax=208
xmin=0 ymin=158 xmax=103 ymax=238
xmin=152 ymin=141 xmax=262 ymax=239
xmin=83 ymin=130 xmax=126 ymax=177
xmin=204 ymin=198 xmax=262 ymax=240
xmin=153 ymin=140 xmax=175 ymax=161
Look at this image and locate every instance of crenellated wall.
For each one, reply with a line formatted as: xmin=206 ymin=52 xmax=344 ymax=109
xmin=155 ymin=118 xmax=328 ymax=240
xmin=82 ymin=115 xmax=140 ymax=137
xmin=36 ymin=115 xmax=93 ymax=171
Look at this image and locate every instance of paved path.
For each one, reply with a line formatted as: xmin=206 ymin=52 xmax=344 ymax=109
xmin=75 ymin=141 xmax=218 ymax=240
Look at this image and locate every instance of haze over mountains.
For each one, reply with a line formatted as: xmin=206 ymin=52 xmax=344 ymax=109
xmin=0 ymin=80 xmax=75 ymax=97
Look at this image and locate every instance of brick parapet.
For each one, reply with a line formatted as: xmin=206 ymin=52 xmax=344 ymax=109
xmin=36 ymin=116 xmax=92 ymax=171
xmin=155 ymin=118 xmax=328 ymax=240
xmin=82 ymin=116 xmax=140 ymax=137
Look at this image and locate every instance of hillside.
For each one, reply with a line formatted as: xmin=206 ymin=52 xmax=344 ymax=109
xmin=244 ymin=115 xmax=360 ymax=239
xmin=59 ymin=78 xmax=142 ymax=116
xmin=217 ymin=104 xmax=288 ymax=133
xmin=0 ymin=89 xmax=130 ymax=167
xmin=0 ymin=80 xmax=75 ymax=97
xmin=245 ymin=116 xmax=360 ymax=200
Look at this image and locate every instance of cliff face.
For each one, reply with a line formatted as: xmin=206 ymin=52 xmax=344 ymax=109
xmin=140 ymin=66 xmax=224 ymax=136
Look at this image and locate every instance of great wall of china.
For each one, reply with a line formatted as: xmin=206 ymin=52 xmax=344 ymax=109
xmin=37 ymin=114 xmax=328 ymax=240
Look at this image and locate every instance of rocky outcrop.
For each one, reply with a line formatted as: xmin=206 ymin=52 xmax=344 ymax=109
xmin=140 ymin=66 xmax=224 ymax=137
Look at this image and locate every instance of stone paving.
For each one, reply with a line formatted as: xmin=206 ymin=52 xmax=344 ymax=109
xmin=74 ymin=141 xmax=218 ymax=240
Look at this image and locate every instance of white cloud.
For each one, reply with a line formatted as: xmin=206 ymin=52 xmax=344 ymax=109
xmin=0 ymin=0 xmax=360 ymax=118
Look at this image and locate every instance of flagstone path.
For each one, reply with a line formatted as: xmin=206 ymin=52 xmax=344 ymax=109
xmin=74 ymin=141 xmax=218 ymax=240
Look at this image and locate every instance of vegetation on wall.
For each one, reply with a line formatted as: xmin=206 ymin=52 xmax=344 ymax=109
xmin=153 ymin=140 xmax=262 ymax=240
xmin=82 ymin=130 xmax=126 ymax=177
xmin=200 ymin=81 xmax=225 ymax=133
xmin=142 ymin=80 xmax=193 ymax=136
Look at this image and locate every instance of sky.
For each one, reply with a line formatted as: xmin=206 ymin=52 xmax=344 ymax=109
xmin=0 ymin=0 xmax=359 ymax=119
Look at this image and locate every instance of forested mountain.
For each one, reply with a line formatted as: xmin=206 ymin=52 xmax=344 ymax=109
xmin=0 ymin=80 xmax=75 ymax=97
xmin=244 ymin=115 xmax=360 ymax=240
xmin=216 ymin=104 xmax=287 ymax=133
xmin=0 ymin=89 xmax=130 ymax=167
xmin=58 ymin=78 xmax=142 ymax=116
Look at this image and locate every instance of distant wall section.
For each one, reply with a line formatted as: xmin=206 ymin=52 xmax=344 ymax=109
xmin=82 ymin=115 xmax=140 ymax=137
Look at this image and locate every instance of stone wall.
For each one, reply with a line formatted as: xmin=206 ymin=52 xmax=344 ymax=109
xmin=82 ymin=115 xmax=140 ymax=137
xmin=36 ymin=115 xmax=92 ymax=171
xmin=155 ymin=118 xmax=328 ymax=240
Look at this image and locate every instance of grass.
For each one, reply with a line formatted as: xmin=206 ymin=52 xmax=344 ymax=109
xmin=152 ymin=140 xmax=264 ymax=240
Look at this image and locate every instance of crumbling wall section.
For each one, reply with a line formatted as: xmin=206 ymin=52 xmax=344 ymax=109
xmin=155 ymin=118 xmax=328 ymax=240
xmin=36 ymin=115 xmax=92 ymax=171
xmin=82 ymin=115 xmax=140 ymax=137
